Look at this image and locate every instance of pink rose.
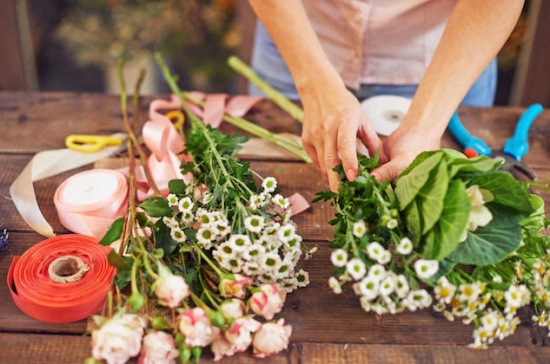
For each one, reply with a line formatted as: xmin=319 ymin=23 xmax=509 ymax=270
xmin=249 ymin=284 xmax=287 ymax=320
xmin=219 ymin=274 xmax=253 ymax=299
xmin=219 ymin=298 xmax=246 ymax=319
xmin=252 ymin=319 xmax=292 ymax=358
xmin=92 ymin=314 xmax=146 ymax=364
xmin=225 ymin=317 xmax=261 ymax=353
xmin=178 ymin=308 xmax=218 ymax=347
xmin=153 ymin=274 xmax=189 ymax=308
xmin=211 ymin=332 xmax=237 ymax=361
xmin=138 ymin=331 xmax=178 ymax=364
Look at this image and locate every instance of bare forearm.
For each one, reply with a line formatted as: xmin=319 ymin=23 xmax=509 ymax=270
xmin=403 ymin=0 xmax=525 ymax=137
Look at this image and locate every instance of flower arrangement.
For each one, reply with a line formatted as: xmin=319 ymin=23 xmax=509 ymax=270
xmin=86 ymin=57 xmax=314 ymax=363
xmin=315 ymin=150 xmax=550 ymax=349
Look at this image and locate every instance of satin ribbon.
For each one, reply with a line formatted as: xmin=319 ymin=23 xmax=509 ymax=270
xmin=9 ymin=133 xmax=126 ymax=237
xmin=7 ymin=234 xmax=115 ymax=324
xmin=54 ymin=169 xmax=128 ymax=239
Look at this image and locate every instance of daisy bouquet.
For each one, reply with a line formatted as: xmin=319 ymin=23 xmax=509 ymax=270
xmin=315 ymin=150 xmax=550 ymax=349
xmin=87 ymin=59 xmax=314 ymax=364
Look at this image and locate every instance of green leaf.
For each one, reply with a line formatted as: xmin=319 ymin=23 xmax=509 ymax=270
xmin=448 ymin=155 xmax=503 ymax=178
xmin=154 ymin=226 xmax=179 ymax=256
xmin=521 ymin=194 xmax=546 ymax=231
xmin=402 ymin=199 xmax=422 ymax=245
xmin=168 ymin=179 xmax=187 ymax=195
xmin=99 ymin=218 xmax=125 ymax=246
xmin=448 ymin=203 xmax=524 ymax=265
xmin=394 ymin=151 xmax=443 ymax=210
xmin=420 ymin=179 xmax=470 ymax=260
xmin=107 ymin=250 xmax=129 ymax=269
xmin=470 ymin=172 xmax=534 ymax=214
xmin=417 ymin=158 xmax=449 ymax=234
xmin=140 ymin=197 xmax=174 ymax=217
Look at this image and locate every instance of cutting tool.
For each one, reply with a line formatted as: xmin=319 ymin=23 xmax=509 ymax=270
xmin=448 ymin=103 xmax=543 ymax=180
xmin=65 ymin=134 xmax=124 ymax=153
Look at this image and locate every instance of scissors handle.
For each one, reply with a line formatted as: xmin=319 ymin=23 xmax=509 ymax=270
xmin=448 ymin=112 xmax=491 ymax=157
xmin=65 ymin=134 xmax=123 ymax=153
xmin=503 ymin=103 xmax=543 ymax=161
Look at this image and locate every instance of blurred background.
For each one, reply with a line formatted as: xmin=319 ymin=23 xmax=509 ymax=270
xmin=0 ymin=0 xmax=549 ymax=107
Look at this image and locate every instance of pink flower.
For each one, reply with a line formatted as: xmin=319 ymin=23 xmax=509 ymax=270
xmin=153 ymin=274 xmax=189 ymax=308
xmin=219 ymin=274 xmax=253 ymax=299
xmin=178 ymin=308 xmax=218 ymax=347
xmin=225 ymin=317 xmax=261 ymax=353
xmin=92 ymin=314 xmax=146 ymax=364
xmin=249 ymin=284 xmax=287 ymax=320
xmin=211 ymin=332 xmax=237 ymax=361
xmin=252 ymin=319 xmax=292 ymax=358
xmin=219 ymin=298 xmax=246 ymax=319
xmin=138 ymin=331 xmax=178 ymax=364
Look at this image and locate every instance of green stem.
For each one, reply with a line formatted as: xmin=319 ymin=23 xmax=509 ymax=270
xmin=227 ymin=55 xmax=304 ymax=123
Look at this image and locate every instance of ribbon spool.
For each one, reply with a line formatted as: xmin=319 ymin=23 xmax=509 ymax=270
xmin=361 ymin=95 xmax=412 ymax=136
xmin=7 ymin=234 xmax=116 ymax=323
xmin=54 ymin=169 xmax=128 ymax=239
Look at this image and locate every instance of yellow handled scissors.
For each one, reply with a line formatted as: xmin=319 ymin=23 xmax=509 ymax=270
xmin=65 ymin=134 xmax=123 ymax=153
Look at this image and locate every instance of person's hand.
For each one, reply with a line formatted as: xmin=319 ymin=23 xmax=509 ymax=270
xmin=300 ymin=85 xmax=386 ymax=192
xmin=371 ymin=126 xmax=441 ymax=183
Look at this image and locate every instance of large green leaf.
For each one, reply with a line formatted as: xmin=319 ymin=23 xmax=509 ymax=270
xmin=448 ymin=155 xmax=503 ymax=178
xmin=140 ymin=196 xmax=174 ymax=217
xmin=395 ymin=151 xmax=443 ymax=210
xmin=417 ymin=159 xmax=449 ymax=234
xmin=448 ymin=203 xmax=524 ymax=265
xmin=403 ymin=199 xmax=422 ymax=245
xmin=470 ymin=172 xmax=534 ymax=214
xmin=420 ymin=179 xmax=470 ymax=260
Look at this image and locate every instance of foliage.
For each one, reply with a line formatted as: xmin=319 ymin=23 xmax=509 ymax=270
xmin=316 ymin=150 xmax=550 ymax=349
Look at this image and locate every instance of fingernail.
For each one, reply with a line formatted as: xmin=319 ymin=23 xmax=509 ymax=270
xmin=346 ymin=168 xmax=356 ymax=181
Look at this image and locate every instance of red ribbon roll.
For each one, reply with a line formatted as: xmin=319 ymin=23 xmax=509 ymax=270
xmin=54 ymin=169 xmax=128 ymax=238
xmin=7 ymin=234 xmax=116 ymax=323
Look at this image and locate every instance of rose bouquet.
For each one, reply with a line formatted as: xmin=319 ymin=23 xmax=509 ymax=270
xmin=315 ymin=150 xmax=550 ymax=349
xmin=86 ymin=58 xmax=314 ymax=364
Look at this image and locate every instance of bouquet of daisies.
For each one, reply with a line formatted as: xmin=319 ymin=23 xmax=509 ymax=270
xmin=315 ymin=150 xmax=550 ymax=349
xmin=87 ymin=57 xmax=314 ymax=364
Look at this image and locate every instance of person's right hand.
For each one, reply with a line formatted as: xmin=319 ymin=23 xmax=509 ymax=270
xmin=300 ymin=81 xmax=387 ymax=192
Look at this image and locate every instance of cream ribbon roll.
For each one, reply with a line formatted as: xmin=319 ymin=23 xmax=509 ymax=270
xmin=361 ymin=95 xmax=412 ymax=136
xmin=54 ymin=169 xmax=128 ymax=239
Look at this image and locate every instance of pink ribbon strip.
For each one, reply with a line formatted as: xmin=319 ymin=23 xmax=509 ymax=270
xmin=54 ymin=169 xmax=128 ymax=239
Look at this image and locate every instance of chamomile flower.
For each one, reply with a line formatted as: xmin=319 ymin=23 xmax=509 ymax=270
xmin=295 ymin=269 xmax=310 ymax=288
xmin=331 ymin=249 xmax=348 ymax=267
xmin=379 ymin=275 xmax=397 ymax=297
xmin=328 ymin=276 xmax=342 ymax=294
xmin=395 ymin=274 xmax=410 ymax=298
xmin=166 ymin=193 xmax=179 ymax=206
xmin=414 ymin=259 xmax=439 ymax=279
xmin=434 ymin=277 xmax=456 ymax=305
xmin=353 ymin=220 xmax=367 ymax=238
xmin=386 ymin=218 xmax=398 ymax=230
xmin=228 ymin=234 xmax=252 ymax=253
xmin=272 ymin=194 xmax=290 ymax=209
xmin=196 ymin=227 xmax=214 ymax=248
xmin=177 ymin=197 xmax=194 ymax=213
xmin=163 ymin=216 xmax=180 ymax=229
xmin=262 ymin=176 xmax=277 ymax=193
xmin=277 ymin=224 xmax=296 ymax=243
xmin=396 ymin=237 xmax=413 ymax=255
xmin=366 ymin=242 xmax=386 ymax=262
xmin=170 ymin=228 xmax=186 ymax=243
xmin=358 ymin=276 xmax=380 ymax=300
xmin=368 ymin=264 xmax=386 ymax=282
xmin=346 ymin=258 xmax=367 ymax=281
xmin=249 ymin=194 xmax=266 ymax=210
xmin=244 ymin=215 xmax=265 ymax=233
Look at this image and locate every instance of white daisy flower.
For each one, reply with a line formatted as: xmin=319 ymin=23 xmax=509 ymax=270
xmin=162 ymin=216 xmax=180 ymax=229
xmin=244 ymin=215 xmax=265 ymax=233
xmin=414 ymin=259 xmax=439 ymax=279
xmin=434 ymin=276 xmax=456 ymax=304
xmin=386 ymin=218 xmax=398 ymax=230
xmin=272 ymin=194 xmax=290 ymax=209
xmin=196 ymin=227 xmax=213 ymax=246
xmin=396 ymin=237 xmax=413 ymax=255
xmin=353 ymin=220 xmax=367 ymax=238
xmin=228 ymin=234 xmax=252 ymax=253
xmin=368 ymin=264 xmax=386 ymax=282
xmin=395 ymin=274 xmax=410 ymax=298
xmin=328 ymin=276 xmax=342 ymax=294
xmin=379 ymin=275 xmax=397 ymax=296
xmin=295 ymin=269 xmax=310 ymax=288
xmin=170 ymin=228 xmax=186 ymax=243
xmin=378 ymin=250 xmax=392 ymax=265
xmin=261 ymin=252 xmax=282 ymax=272
xmin=166 ymin=193 xmax=179 ymax=206
xmin=366 ymin=242 xmax=385 ymax=261
xmin=346 ymin=258 xmax=367 ymax=281
xmin=358 ymin=276 xmax=380 ymax=300
xmin=201 ymin=192 xmax=213 ymax=205
xmin=262 ymin=176 xmax=277 ymax=193
xmin=177 ymin=197 xmax=194 ymax=213
xmin=277 ymin=223 xmax=296 ymax=243
xmin=330 ymin=249 xmax=348 ymax=267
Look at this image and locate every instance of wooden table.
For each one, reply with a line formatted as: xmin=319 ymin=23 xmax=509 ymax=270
xmin=1 ymin=91 xmax=550 ymax=363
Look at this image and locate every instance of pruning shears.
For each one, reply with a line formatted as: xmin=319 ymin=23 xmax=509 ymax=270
xmin=448 ymin=103 xmax=544 ymax=180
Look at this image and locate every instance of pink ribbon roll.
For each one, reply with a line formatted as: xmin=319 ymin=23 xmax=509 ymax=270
xmin=54 ymin=169 xmax=128 ymax=238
